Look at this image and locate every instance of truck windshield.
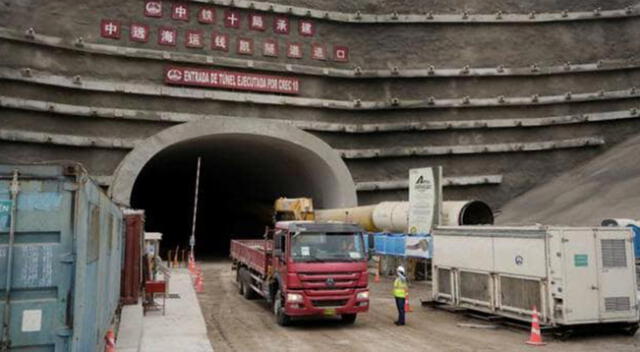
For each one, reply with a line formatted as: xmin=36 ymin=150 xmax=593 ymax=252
xmin=291 ymin=232 xmax=365 ymax=262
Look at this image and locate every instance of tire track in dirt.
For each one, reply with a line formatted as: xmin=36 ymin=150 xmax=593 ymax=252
xmin=197 ymin=260 xmax=640 ymax=352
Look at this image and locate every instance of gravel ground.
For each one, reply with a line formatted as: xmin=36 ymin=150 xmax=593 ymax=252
xmin=197 ymin=260 xmax=639 ymax=352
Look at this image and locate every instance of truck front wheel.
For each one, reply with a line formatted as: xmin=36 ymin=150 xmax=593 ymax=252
xmin=274 ymin=289 xmax=291 ymax=326
xmin=341 ymin=314 xmax=357 ymax=324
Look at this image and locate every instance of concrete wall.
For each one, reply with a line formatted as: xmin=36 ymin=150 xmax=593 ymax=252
xmin=1 ymin=0 xmax=639 ymax=210
xmin=257 ymin=1 xmax=632 ymax=13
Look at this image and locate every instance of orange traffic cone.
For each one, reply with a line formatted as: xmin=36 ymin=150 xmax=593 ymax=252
xmin=188 ymin=254 xmax=195 ymax=275
xmin=194 ymin=270 xmax=204 ymax=293
xmin=104 ymin=329 xmax=116 ymax=352
xmin=374 ymin=261 xmax=380 ymax=283
xmin=404 ymin=292 xmax=413 ymax=313
xmin=526 ymin=306 xmax=546 ymax=346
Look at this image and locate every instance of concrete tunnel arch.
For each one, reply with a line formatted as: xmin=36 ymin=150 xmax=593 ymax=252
xmin=109 ymin=117 xmax=357 ymax=257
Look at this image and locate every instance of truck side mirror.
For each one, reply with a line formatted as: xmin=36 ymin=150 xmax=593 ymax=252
xmin=273 ymin=234 xmax=285 ymax=258
xmin=367 ymin=234 xmax=375 ymax=251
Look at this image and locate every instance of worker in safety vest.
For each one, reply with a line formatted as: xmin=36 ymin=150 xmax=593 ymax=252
xmin=393 ymin=265 xmax=408 ymax=326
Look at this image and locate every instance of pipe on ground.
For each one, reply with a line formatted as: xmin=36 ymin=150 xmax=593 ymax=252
xmin=316 ymin=200 xmax=493 ymax=233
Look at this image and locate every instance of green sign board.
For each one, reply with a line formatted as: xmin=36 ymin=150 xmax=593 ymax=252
xmin=574 ymin=254 xmax=589 ymax=267
xmin=0 ymin=200 xmax=11 ymax=230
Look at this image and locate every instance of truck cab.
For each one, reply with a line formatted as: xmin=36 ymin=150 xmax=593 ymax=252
xmin=271 ymin=221 xmax=369 ymax=324
xmin=231 ymin=221 xmax=369 ymax=326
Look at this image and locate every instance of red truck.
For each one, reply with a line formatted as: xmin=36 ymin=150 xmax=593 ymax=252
xmin=231 ymin=221 xmax=370 ymax=326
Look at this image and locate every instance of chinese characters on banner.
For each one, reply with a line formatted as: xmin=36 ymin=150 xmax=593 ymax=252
xmin=158 ymin=27 xmax=176 ymax=46
xmin=237 ymin=38 xmax=253 ymax=55
xmin=99 ymin=1 xmax=349 ymax=62
xmin=130 ymin=23 xmax=149 ymax=42
xmin=100 ymin=20 xmax=121 ymax=39
xmin=211 ymin=32 xmax=229 ymax=51
xmin=198 ymin=7 xmax=215 ymax=24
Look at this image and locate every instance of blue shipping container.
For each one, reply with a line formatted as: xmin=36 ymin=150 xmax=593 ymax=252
xmin=371 ymin=233 xmax=432 ymax=258
xmin=0 ymin=164 xmax=123 ymax=351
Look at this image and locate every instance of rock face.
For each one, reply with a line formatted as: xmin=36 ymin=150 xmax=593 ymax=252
xmin=1 ymin=0 xmax=639 ymax=213
xmin=497 ymin=132 xmax=640 ymax=226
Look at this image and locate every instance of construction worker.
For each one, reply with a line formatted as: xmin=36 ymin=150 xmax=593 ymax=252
xmin=393 ymin=265 xmax=408 ymax=326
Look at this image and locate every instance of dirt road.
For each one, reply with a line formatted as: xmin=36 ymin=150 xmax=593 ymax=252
xmin=197 ymin=260 xmax=639 ymax=352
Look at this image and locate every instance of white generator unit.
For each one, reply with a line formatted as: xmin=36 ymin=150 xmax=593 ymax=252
xmin=432 ymin=226 xmax=639 ymax=332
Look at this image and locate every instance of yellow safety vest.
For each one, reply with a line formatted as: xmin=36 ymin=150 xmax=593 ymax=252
xmin=393 ymin=278 xmax=408 ymax=298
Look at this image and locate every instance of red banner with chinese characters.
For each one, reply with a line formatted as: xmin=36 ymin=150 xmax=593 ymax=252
xmin=164 ymin=66 xmax=300 ymax=95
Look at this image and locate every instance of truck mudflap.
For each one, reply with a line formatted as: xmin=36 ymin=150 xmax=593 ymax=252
xmin=284 ymin=288 xmax=369 ymax=317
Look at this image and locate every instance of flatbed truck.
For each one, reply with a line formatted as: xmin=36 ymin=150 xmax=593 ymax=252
xmin=230 ymin=221 xmax=370 ymax=326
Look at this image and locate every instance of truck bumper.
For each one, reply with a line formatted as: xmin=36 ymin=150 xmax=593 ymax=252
xmin=284 ymin=288 xmax=369 ymax=317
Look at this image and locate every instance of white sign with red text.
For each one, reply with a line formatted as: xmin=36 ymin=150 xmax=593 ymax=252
xmin=165 ymin=66 xmax=300 ymax=94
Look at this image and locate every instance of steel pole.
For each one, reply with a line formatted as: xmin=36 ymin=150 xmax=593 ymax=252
xmin=189 ymin=157 xmax=201 ymax=260
xmin=2 ymin=171 xmax=19 ymax=350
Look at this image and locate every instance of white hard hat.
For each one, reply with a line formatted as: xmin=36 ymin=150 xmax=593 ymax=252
xmin=397 ymin=266 xmax=405 ymax=274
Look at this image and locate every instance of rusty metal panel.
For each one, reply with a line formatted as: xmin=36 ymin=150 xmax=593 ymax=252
xmin=121 ymin=211 xmax=144 ymax=305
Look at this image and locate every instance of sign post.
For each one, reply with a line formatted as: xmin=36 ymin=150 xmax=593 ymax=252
xmin=407 ymin=167 xmax=442 ymax=235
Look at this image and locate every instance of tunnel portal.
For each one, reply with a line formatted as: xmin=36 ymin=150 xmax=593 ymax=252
xmin=110 ymin=117 xmax=357 ymax=257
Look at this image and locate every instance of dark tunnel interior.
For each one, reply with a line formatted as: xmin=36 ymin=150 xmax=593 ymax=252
xmin=130 ymin=134 xmax=337 ymax=258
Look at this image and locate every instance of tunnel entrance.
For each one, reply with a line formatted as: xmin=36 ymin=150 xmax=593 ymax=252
xmin=130 ymin=135 xmax=339 ymax=257
xmin=111 ymin=118 xmax=357 ymax=258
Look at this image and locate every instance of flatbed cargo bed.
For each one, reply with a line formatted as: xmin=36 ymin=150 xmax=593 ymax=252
xmin=230 ymin=239 xmax=273 ymax=277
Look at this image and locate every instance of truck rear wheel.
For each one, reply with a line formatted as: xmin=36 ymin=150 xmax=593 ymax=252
xmin=341 ymin=313 xmax=357 ymax=324
xmin=242 ymin=279 xmax=257 ymax=300
xmin=237 ymin=268 xmax=244 ymax=295
xmin=239 ymin=268 xmax=257 ymax=300
xmin=274 ymin=289 xmax=291 ymax=326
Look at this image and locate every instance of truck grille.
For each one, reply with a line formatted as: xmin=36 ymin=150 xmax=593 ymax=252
xmin=312 ymin=299 xmax=348 ymax=308
xmin=298 ymin=272 xmax=360 ymax=291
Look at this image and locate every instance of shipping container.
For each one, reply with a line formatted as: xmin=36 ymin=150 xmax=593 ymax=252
xmin=0 ymin=164 xmax=123 ymax=351
xmin=432 ymin=226 xmax=639 ymax=334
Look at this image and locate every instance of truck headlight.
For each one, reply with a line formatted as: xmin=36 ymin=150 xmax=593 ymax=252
xmin=357 ymin=291 xmax=369 ymax=300
xmin=286 ymin=293 xmax=303 ymax=303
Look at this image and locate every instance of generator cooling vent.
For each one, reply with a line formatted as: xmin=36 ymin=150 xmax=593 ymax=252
xmin=459 ymin=271 xmax=490 ymax=303
xmin=499 ymin=276 xmax=541 ymax=311
xmin=604 ymin=296 xmax=631 ymax=312
xmin=437 ymin=268 xmax=452 ymax=296
xmin=601 ymin=239 xmax=627 ymax=267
